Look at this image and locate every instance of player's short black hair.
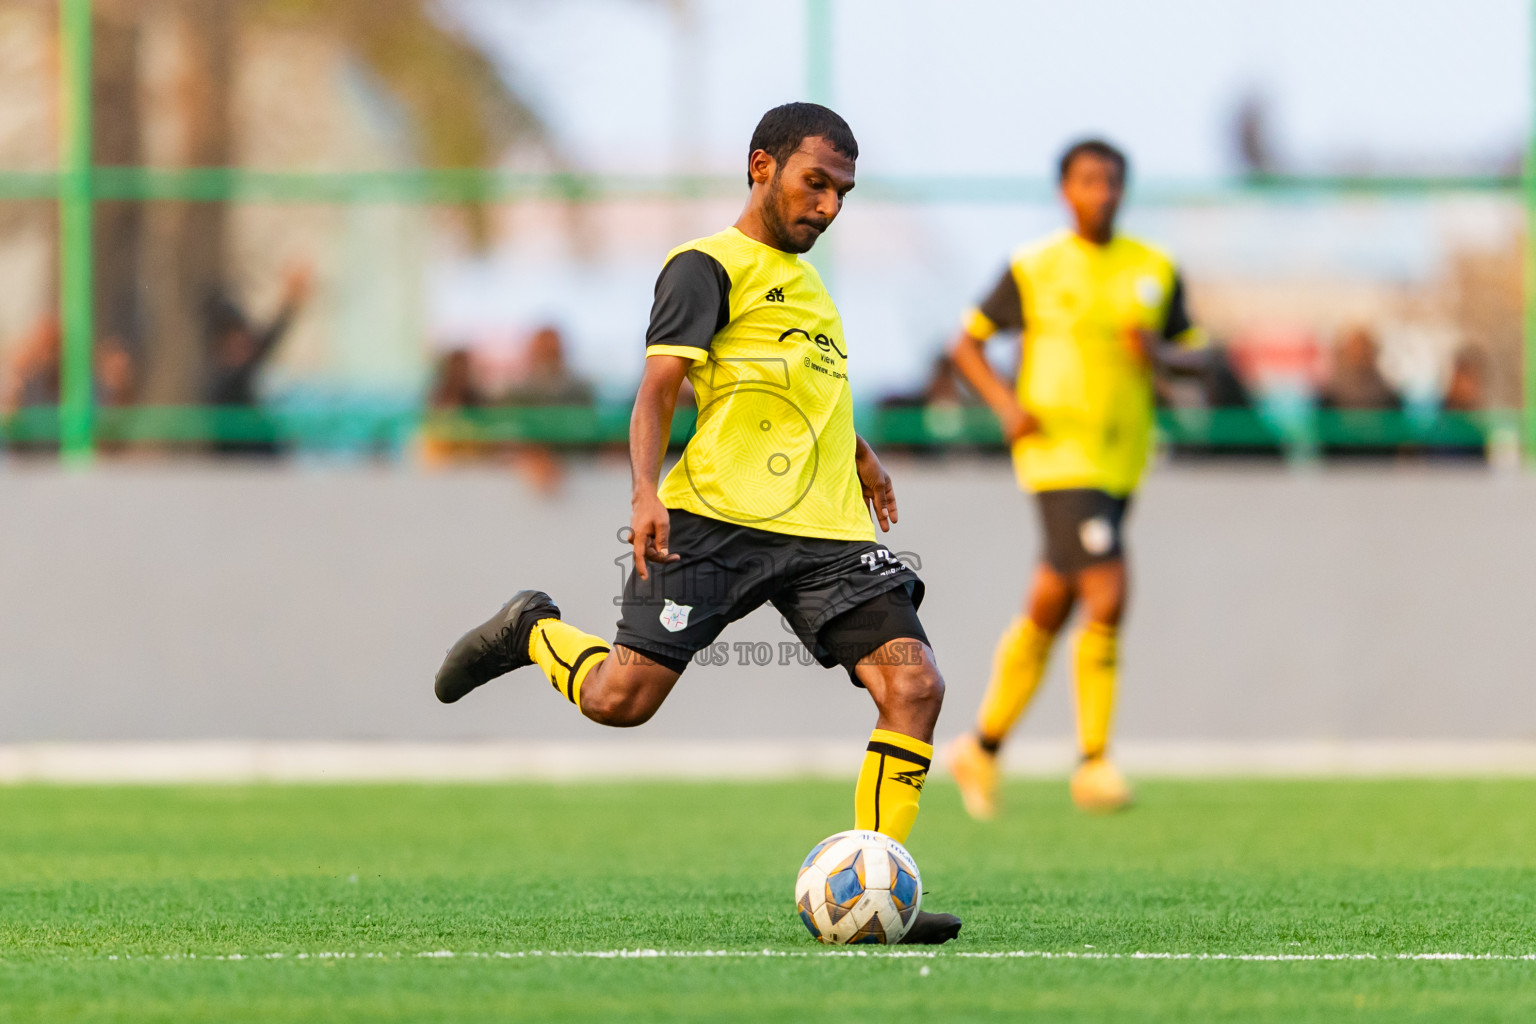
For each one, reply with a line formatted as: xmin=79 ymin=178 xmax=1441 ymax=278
xmin=747 ymin=103 xmax=858 ymax=185
xmin=1058 ymin=138 xmax=1128 ymax=183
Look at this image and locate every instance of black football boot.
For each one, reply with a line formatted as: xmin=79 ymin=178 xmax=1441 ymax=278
xmin=434 ymin=590 xmax=561 ymax=704
xmin=899 ymin=910 xmax=963 ymax=945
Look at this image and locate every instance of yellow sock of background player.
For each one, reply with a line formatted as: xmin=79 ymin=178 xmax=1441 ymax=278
xmin=854 ymin=729 xmax=933 ymax=843
xmin=975 ymin=616 xmax=1056 ymax=749
xmin=1073 ymin=622 xmax=1118 ymax=757
xmin=528 ymin=618 xmax=610 ymax=710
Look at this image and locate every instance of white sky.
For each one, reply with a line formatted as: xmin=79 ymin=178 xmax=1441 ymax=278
xmin=457 ymin=0 xmax=1530 ymax=179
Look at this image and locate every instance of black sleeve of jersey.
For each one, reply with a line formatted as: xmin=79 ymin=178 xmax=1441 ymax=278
xmin=975 ymin=265 xmax=1024 ymax=333
xmin=1161 ymin=272 xmax=1193 ymax=340
xmin=645 ymin=249 xmax=731 ymax=355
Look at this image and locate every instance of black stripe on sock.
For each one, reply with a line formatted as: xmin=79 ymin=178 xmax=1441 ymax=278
xmin=873 ymin=753 xmax=885 ymax=834
xmin=539 ymin=631 xmax=573 ymax=671
xmin=565 ymin=645 xmax=610 ymax=703
xmin=866 ymin=740 xmax=932 ymax=771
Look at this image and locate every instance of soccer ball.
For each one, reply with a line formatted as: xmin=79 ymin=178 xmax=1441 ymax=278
xmin=795 ymin=830 xmax=922 ymax=944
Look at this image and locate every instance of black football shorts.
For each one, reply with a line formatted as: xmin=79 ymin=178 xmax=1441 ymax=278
xmin=615 ymin=509 xmax=928 ymax=683
xmin=1034 ymin=488 xmax=1132 ymax=575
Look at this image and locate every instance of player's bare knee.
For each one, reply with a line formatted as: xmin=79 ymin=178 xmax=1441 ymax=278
xmin=1084 ymin=589 xmax=1126 ymax=627
xmin=890 ymin=663 xmax=945 ymax=715
xmin=1028 ymin=580 xmax=1074 ymax=633
xmin=1030 ymin=596 xmax=1073 ymax=634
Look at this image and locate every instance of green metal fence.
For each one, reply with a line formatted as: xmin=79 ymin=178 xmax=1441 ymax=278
xmin=2 ymin=0 xmax=1530 ymax=463
xmin=0 ymin=403 xmax=1506 ymax=464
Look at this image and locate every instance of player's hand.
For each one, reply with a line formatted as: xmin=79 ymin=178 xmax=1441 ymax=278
xmin=855 ymin=440 xmax=898 ymax=532
xmin=998 ymin=401 xmax=1039 ymax=445
xmin=629 ymin=492 xmax=680 ymax=580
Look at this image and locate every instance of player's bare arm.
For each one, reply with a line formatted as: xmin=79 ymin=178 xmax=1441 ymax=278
xmin=628 ymin=353 xmax=690 ymax=580
xmin=854 ymin=434 xmax=898 ymax=532
xmin=949 ymin=329 xmax=1038 ymax=443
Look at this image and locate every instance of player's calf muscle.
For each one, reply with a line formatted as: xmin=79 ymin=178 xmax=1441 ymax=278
xmin=580 ymin=690 xmax=658 ymax=727
xmin=578 ymin=649 xmax=677 ymax=727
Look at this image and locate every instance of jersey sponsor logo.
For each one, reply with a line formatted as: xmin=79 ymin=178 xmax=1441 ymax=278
xmin=777 ymin=326 xmax=847 ymax=359
xmin=659 ymin=599 xmax=693 ymax=632
xmin=889 ymin=767 xmax=927 ymax=791
xmin=1135 ymin=275 xmax=1163 ymax=308
xmin=764 ymin=286 xmax=785 ymax=303
xmin=1079 ymin=516 xmax=1115 ymax=556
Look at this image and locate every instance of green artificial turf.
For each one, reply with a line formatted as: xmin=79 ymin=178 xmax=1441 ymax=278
xmin=1 ymin=779 xmax=1534 ymax=1022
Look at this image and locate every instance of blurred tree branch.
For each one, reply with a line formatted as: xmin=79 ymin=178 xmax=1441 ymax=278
xmin=248 ymin=0 xmax=555 ymax=244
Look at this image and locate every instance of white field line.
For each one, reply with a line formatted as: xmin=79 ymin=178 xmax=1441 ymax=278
xmin=63 ymin=949 xmax=1536 ymax=963
xmin=6 ymin=740 xmax=1536 ymax=783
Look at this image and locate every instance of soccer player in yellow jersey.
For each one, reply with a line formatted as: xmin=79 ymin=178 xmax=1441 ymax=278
xmin=945 ymin=139 xmax=1206 ymax=818
xmin=432 ymin=104 xmax=960 ymax=944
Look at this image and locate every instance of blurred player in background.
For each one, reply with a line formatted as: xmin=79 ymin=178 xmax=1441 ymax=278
xmin=946 ymin=140 xmax=1207 ymax=818
xmin=432 ymin=103 xmax=960 ymax=944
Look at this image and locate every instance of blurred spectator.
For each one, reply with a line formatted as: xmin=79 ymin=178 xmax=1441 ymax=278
xmin=420 ymin=348 xmax=488 ymax=468
xmin=880 ymin=353 xmax=976 ymax=411
xmin=2 ymin=318 xmax=141 ymax=454
xmin=1233 ymin=92 xmax=1280 ymax=177
xmin=504 ymin=325 xmax=595 ymax=407
xmin=431 ymin=349 xmax=482 ymax=411
xmin=1434 ymin=343 xmax=1489 ymax=462
xmin=1442 ymin=344 xmax=1487 ymax=413
xmin=95 ymin=335 xmax=138 ymax=409
xmin=502 ymin=325 xmax=595 ymax=494
xmin=1161 ymin=342 xmax=1280 ymax=461
xmin=2 ymin=315 xmax=62 ymax=414
xmin=1201 ymin=344 xmax=1256 ymax=410
xmin=1318 ymin=326 xmax=1402 ymax=411
xmin=204 ymin=264 xmax=312 ymax=456
xmin=1318 ymin=326 xmax=1404 ymax=460
xmin=877 ymin=353 xmax=981 ymax=453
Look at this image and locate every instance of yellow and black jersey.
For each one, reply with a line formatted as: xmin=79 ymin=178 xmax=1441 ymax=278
xmin=645 ymin=226 xmax=873 ymax=542
xmin=963 ymin=230 xmax=1204 ymax=497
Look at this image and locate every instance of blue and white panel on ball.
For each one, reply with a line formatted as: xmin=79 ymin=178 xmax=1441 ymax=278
xmin=793 ymin=829 xmax=923 ymax=945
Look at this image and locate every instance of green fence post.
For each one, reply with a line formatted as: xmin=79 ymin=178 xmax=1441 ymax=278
xmin=804 ymin=0 xmax=837 ymax=293
xmin=1525 ymin=0 xmax=1536 ymax=465
xmin=59 ymin=0 xmax=94 ymax=465
xmin=805 ymin=0 xmax=833 ymax=106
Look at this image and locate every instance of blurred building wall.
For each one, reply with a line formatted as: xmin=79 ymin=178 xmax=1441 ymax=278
xmin=1 ymin=462 xmax=1532 ymax=746
xmin=0 ymin=4 xmax=55 ymax=353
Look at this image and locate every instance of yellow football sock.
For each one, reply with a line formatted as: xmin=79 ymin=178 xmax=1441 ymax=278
xmin=1073 ymin=622 xmax=1118 ymax=759
xmin=528 ymin=618 xmax=610 ymax=708
xmin=975 ymin=616 xmax=1055 ymax=749
xmin=854 ymin=728 xmax=933 ymax=843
